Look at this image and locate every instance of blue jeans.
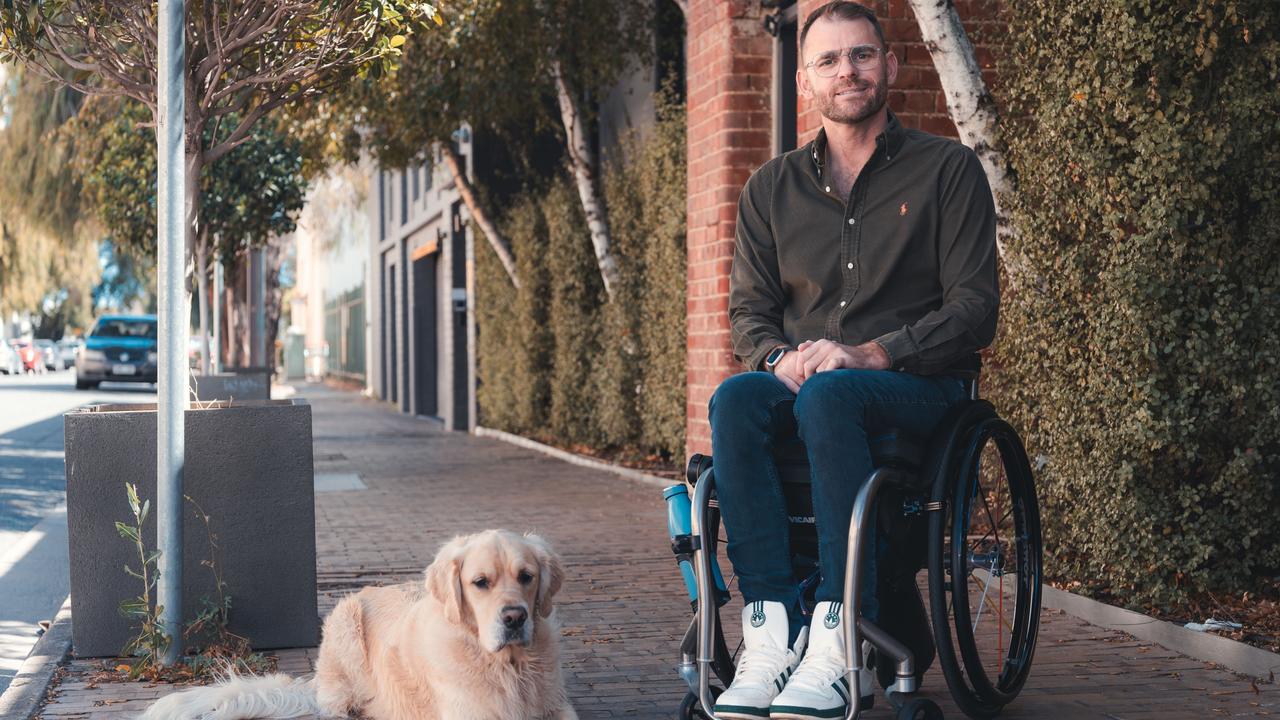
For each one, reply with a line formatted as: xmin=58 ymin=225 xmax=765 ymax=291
xmin=709 ymin=369 xmax=966 ymax=629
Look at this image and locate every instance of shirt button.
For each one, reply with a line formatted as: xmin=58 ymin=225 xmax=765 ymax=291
xmin=846 ymin=263 xmax=854 ymax=269
xmin=825 ymin=186 xmax=831 ymax=192
xmin=839 ymin=301 xmax=847 ymax=307
xmin=847 ymin=218 xmax=855 ymax=225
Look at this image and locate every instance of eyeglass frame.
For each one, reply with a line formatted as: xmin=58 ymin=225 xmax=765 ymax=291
xmin=803 ymin=44 xmax=885 ymax=78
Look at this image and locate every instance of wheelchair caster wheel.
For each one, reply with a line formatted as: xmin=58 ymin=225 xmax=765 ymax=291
xmin=677 ymin=688 xmax=721 ymax=720
xmin=896 ymin=697 xmax=943 ymax=720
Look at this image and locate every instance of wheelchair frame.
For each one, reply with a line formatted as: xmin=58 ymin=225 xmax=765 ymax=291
xmin=678 ymin=375 xmax=1042 ymax=720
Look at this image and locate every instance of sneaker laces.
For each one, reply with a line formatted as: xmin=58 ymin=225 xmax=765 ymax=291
xmin=785 ymin=643 xmax=847 ymax=695
xmin=731 ymin=642 xmax=789 ymax=687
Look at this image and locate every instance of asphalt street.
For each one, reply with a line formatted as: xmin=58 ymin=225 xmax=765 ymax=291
xmin=0 ymin=368 xmax=156 ymax=693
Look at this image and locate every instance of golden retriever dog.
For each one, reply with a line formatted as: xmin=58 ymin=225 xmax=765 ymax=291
xmin=139 ymin=530 xmax=578 ymax=720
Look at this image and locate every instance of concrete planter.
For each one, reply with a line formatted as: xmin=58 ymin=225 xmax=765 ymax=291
xmin=63 ymin=399 xmax=318 ymax=658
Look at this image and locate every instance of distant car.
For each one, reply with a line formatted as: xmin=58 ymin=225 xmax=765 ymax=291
xmin=0 ymin=340 xmax=20 ymax=375
xmin=34 ymin=339 xmax=64 ymax=371
xmin=11 ymin=340 xmax=44 ymax=374
xmin=57 ymin=337 xmax=81 ymax=368
xmin=76 ymin=315 xmax=159 ymax=390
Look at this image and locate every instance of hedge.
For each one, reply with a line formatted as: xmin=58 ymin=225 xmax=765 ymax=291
xmin=996 ymin=0 xmax=1280 ymax=607
xmin=476 ymin=96 xmax=687 ymax=459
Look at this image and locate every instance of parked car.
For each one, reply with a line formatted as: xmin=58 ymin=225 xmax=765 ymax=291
xmin=34 ymin=339 xmax=64 ymax=371
xmin=76 ymin=315 xmax=159 ymax=390
xmin=57 ymin=337 xmax=81 ymax=368
xmin=0 ymin=340 xmax=20 ymax=375
xmin=12 ymin=340 xmax=44 ymax=374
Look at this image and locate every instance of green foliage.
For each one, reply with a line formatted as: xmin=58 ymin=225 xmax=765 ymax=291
xmin=0 ymin=67 xmax=98 ymax=327
xmin=297 ymin=0 xmax=652 ymax=171
xmin=997 ymin=0 xmax=1280 ymax=608
xmin=73 ymin=97 xmax=307 ymax=265
xmin=476 ymin=100 xmax=687 ymax=458
xmin=116 ymin=483 xmax=168 ymax=679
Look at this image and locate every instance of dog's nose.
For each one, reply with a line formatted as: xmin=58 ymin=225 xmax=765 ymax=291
xmin=501 ymin=606 xmax=528 ymax=630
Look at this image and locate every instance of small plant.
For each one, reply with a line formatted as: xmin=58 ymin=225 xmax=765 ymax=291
xmin=183 ymin=495 xmax=274 ymax=677
xmin=115 ymin=482 xmax=170 ymax=679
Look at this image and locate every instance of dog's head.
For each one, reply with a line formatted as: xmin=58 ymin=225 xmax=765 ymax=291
xmin=425 ymin=530 xmax=565 ymax=652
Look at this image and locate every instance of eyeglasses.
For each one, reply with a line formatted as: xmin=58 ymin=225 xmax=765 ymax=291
xmin=804 ymin=45 xmax=883 ymax=78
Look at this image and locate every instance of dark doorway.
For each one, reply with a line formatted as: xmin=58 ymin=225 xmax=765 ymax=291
xmin=450 ymin=203 xmax=469 ymax=431
xmin=413 ymin=253 xmax=439 ymax=418
xmin=770 ymin=1 xmax=798 ymax=156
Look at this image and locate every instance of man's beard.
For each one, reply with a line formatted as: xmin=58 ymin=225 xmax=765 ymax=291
xmin=816 ymin=69 xmax=888 ymax=125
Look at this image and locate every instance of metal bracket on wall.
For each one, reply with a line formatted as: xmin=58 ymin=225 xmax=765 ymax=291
xmin=762 ymin=0 xmax=797 ymax=37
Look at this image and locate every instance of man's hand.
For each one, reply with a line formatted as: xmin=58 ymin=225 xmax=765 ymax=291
xmin=796 ymin=339 xmax=891 ymax=379
xmin=771 ymin=348 xmax=806 ymax=394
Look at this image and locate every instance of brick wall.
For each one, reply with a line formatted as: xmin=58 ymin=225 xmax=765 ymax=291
xmin=684 ymin=0 xmax=775 ymax=456
xmin=684 ymin=0 xmax=1002 ymax=456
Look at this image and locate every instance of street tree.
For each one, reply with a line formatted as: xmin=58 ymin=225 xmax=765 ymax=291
xmin=73 ymin=96 xmax=306 ymax=370
xmin=0 ymin=0 xmax=442 ymax=358
xmin=0 ymin=66 xmax=98 ymax=336
xmin=314 ymin=0 xmax=651 ymax=297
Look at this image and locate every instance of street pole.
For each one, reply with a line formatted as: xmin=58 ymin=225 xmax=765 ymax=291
xmin=212 ymin=257 xmax=223 ymax=374
xmin=156 ymin=0 xmax=186 ymax=668
xmin=252 ymin=247 xmax=267 ymax=367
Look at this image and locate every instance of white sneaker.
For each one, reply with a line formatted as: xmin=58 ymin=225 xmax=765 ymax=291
xmin=714 ymin=601 xmax=808 ymax=719
xmin=770 ymin=601 xmax=874 ymax=719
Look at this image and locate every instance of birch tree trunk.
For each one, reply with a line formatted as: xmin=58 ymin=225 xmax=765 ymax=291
xmin=550 ymin=59 xmax=619 ymax=300
xmin=440 ymin=144 xmax=520 ymax=289
xmin=906 ymin=0 xmax=1024 ymax=283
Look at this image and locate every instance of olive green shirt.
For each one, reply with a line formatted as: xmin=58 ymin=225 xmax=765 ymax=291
xmin=730 ymin=111 xmax=999 ymax=376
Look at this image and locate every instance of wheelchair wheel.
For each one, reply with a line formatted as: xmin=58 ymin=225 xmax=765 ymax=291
xmin=896 ymin=697 xmax=944 ymax=720
xmin=677 ymin=686 xmax=722 ymax=720
xmin=928 ymin=411 xmax=1042 ymax=718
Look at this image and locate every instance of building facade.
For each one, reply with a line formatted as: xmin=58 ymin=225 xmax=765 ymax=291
xmin=365 ymin=133 xmax=477 ymax=432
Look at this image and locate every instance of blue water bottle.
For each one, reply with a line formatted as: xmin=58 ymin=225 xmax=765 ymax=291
xmin=664 ymin=483 xmax=728 ymax=605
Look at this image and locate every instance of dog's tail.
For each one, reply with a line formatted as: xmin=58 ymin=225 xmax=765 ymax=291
xmin=136 ymin=673 xmax=322 ymax=720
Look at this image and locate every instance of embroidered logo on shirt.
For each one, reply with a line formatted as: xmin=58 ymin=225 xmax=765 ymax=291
xmin=899 ymin=202 xmax=909 ymax=216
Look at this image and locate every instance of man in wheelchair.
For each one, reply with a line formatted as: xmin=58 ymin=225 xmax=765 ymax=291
xmin=708 ymin=2 xmax=999 ymax=718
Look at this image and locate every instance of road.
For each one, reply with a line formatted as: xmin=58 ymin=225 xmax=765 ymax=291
xmin=0 ymin=368 xmax=155 ymax=693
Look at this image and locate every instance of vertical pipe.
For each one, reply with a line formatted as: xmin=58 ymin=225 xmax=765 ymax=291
xmin=254 ymin=247 xmax=267 ymax=367
xmin=212 ymin=258 xmax=223 ymax=374
xmin=155 ymin=0 xmax=186 ymax=668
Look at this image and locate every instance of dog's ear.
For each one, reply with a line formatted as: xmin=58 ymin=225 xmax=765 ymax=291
xmin=425 ymin=535 xmax=467 ymax=623
xmin=525 ymin=533 xmax=565 ymax=619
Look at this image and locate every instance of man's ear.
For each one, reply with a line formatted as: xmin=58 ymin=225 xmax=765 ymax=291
xmin=425 ymin=535 xmax=468 ymax=623
xmin=525 ymin=533 xmax=565 ymax=619
xmin=796 ymin=66 xmax=813 ymax=101
xmin=885 ymin=47 xmax=899 ymax=86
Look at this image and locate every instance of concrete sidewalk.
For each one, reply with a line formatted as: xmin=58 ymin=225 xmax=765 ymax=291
xmin=33 ymin=383 xmax=1276 ymax=718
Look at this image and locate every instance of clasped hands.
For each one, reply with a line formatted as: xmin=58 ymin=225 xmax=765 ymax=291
xmin=770 ymin=339 xmax=890 ymax=393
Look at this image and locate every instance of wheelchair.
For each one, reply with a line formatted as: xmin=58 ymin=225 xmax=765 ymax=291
xmin=665 ymin=358 xmax=1043 ymax=720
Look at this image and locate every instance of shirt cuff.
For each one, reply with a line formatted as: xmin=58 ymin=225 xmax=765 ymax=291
xmin=871 ymin=329 xmax=921 ymax=371
xmin=747 ymin=339 xmax=789 ymax=372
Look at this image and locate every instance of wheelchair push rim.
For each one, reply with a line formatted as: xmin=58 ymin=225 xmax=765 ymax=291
xmin=929 ymin=414 xmax=1042 ymax=718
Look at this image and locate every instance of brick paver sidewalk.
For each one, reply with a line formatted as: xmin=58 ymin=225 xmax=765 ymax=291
xmin=36 ymin=383 xmax=1275 ymax=718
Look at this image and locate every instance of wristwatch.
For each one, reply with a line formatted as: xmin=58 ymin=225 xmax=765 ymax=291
xmin=764 ymin=345 xmax=793 ymax=373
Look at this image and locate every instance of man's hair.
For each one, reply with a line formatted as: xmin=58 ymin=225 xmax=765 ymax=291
xmin=799 ymin=1 xmax=887 ymax=55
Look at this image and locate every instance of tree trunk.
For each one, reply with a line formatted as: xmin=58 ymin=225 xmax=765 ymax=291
xmin=195 ymin=228 xmax=211 ymax=374
xmin=550 ymin=59 xmax=619 ymax=300
xmin=441 ymin=144 xmax=520 ymax=289
xmin=906 ymin=0 xmax=1024 ymax=284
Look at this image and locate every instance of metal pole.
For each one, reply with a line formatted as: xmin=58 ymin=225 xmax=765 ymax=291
xmin=155 ymin=0 xmax=186 ymax=667
xmin=212 ymin=258 xmax=223 ymax=374
xmin=249 ymin=247 xmax=266 ymax=367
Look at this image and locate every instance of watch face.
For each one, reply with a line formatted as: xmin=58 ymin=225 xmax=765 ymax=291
xmin=767 ymin=348 xmax=785 ymax=367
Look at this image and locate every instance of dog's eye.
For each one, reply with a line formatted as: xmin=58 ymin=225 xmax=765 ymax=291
xmin=517 ymin=570 xmax=534 ymax=585
xmin=472 ymin=577 xmax=490 ymax=590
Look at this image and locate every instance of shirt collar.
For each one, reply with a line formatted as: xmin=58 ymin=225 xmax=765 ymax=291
xmin=809 ymin=109 xmax=906 ymax=180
